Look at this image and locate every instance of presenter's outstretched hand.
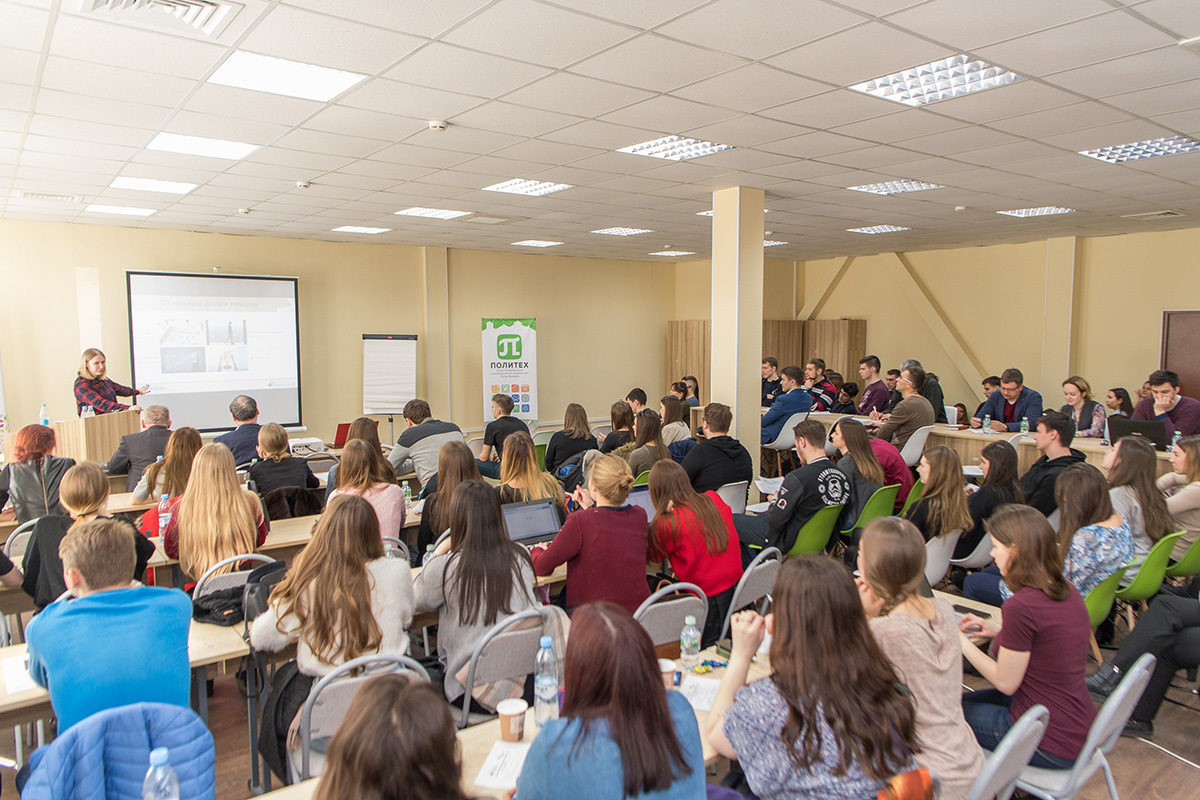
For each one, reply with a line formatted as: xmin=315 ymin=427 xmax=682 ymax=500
xmin=137 ymin=385 xmax=150 ymax=395
xmin=130 ymin=405 xmax=142 ymax=413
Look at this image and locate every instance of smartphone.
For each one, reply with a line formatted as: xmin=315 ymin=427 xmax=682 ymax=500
xmin=715 ymin=638 xmax=732 ymax=658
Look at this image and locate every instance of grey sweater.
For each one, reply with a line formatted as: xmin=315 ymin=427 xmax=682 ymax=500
xmin=387 ymin=419 xmax=463 ymax=484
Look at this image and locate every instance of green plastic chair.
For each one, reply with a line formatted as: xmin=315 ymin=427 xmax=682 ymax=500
xmin=1116 ymin=531 xmax=1185 ymax=604
xmin=1084 ymin=565 xmax=1130 ymax=665
xmin=634 ymin=470 xmax=651 ymax=486
xmin=786 ymin=504 xmax=845 ymax=557
xmin=840 ymin=484 xmax=901 ymax=538
xmin=1165 ymin=533 xmax=1200 ymax=579
xmin=900 ymin=478 xmax=924 ymax=517
xmin=535 ymin=443 xmax=547 ymax=470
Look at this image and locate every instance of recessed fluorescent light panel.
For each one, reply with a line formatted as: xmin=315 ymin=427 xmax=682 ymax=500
xmin=1079 ymin=135 xmax=1200 ymax=164
xmin=649 ymin=251 xmax=696 ymax=256
xmin=763 ymin=240 xmax=788 ymax=246
xmin=332 ymin=226 xmax=391 ymax=234
xmin=696 ymin=209 xmax=772 ymax=216
xmin=996 ymin=207 xmax=1076 ymax=218
xmin=147 ymin=132 xmax=259 ymax=160
xmin=511 ymin=240 xmax=563 ymax=247
xmin=84 ymin=204 xmax=156 ymax=217
xmin=848 ymin=225 xmax=910 ymax=234
xmin=394 ymin=207 xmax=472 ymax=220
xmin=848 ymin=180 xmax=943 ymax=195
xmin=483 ymin=179 xmax=572 ymax=196
xmin=111 ymin=176 xmax=197 ymax=195
xmin=617 ymin=136 xmax=734 ymax=161
xmin=850 ymin=55 xmax=1022 ymax=107
xmin=208 ymin=51 xmax=367 ymax=102
xmin=592 ymin=227 xmax=653 ymax=236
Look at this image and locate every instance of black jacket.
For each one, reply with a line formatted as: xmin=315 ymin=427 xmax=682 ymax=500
xmin=545 ymin=432 xmax=597 ymax=475
xmin=22 ymin=515 xmax=156 ymax=610
xmin=108 ymin=425 xmax=172 ymax=492
xmin=0 ymin=456 xmax=75 ymax=524
xmin=681 ymin=435 xmax=753 ymax=494
xmin=1019 ymin=449 xmax=1087 ymax=516
xmin=764 ymin=457 xmax=851 ymax=554
xmin=762 ymin=377 xmax=783 ymax=406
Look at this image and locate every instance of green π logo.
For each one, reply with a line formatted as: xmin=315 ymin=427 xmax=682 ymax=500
xmin=497 ymin=334 xmax=522 ymax=360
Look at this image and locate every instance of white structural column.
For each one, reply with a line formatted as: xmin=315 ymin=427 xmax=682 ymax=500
xmin=710 ymin=186 xmax=765 ymax=477
xmin=1040 ymin=237 xmax=1078 ymax=391
xmin=421 ymin=246 xmax=451 ymax=416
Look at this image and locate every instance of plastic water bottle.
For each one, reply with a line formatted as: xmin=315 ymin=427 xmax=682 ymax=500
xmin=680 ymin=615 xmax=701 ymax=670
xmin=1019 ymin=417 xmax=1029 ymax=436
xmin=422 ymin=544 xmax=436 ymax=566
xmin=981 ymin=414 xmax=991 ymax=435
xmin=157 ymin=494 xmax=171 ymax=536
xmin=534 ymin=635 xmax=559 ymax=726
xmin=1170 ymin=430 xmax=1182 ymax=452
xmin=402 ymin=482 xmax=413 ymax=512
xmin=39 ymin=404 xmax=49 ymax=426
xmin=141 ymin=747 xmax=179 ymax=800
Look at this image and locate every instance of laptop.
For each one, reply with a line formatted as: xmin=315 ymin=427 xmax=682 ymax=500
xmin=501 ymin=498 xmax=563 ymax=545
xmin=333 ymin=419 xmax=379 ymax=447
xmin=625 ymin=486 xmax=657 ymax=520
xmin=1107 ymin=417 xmax=1168 ymax=451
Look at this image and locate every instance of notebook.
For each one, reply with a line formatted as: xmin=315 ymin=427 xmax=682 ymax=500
xmin=625 ymin=486 xmax=656 ymax=520
xmin=501 ymin=498 xmax=563 ymax=544
xmin=1107 ymin=417 xmax=1168 ymax=451
xmin=333 ymin=419 xmax=379 ymax=447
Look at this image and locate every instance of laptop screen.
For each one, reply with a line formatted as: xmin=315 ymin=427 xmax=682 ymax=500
xmin=625 ymin=486 xmax=656 ymax=520
xmin=501 ymin=499 xmax=562 ymax=543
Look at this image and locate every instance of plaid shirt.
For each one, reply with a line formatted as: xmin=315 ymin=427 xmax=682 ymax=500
xmin=73 ymin=376 xmax=137 ymax=415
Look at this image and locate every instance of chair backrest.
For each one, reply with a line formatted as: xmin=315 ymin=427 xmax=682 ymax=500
xmin=924 ymin=529 xmax=964 ymax=587
xmin=5 ymin=518 xmax=38 ymax=559
xmin=380 ymin=536 xmax=409 ymax=563
xmin=591 ymin=425 xmax=612 ymax=440
xmin=305 ymin=453 xmax=338 ymax=471
xmin=1116 ymin=530 xmax=1185 ymax=601
xmin=844 ymin=484 xmax=901 ymax=534
xmin=466 ymin=437 xmax=485 ymax=458
xmin=532 ymin=430 xmax=554 ymax=447
xmin=1007 ymin=432 xmax=1025 ymax=446
xmin=950 ymin=532 xmax=995 ymax=570
xmin=765 ymin=413 xmax=809 ymax=451
xmin=900 ymin=478 xmax=924 ymax=517
xmin=460 ymin=608 xmax=544 ymax=729
xmin=634 ymin=470 xmax=651 ymax=486
xmin=721 ymin=547 xmax=780 ymax=639
xmin=633 ymin=582 xmax=708 ymax=647
xmin=899 ymin=425 xmax=935 ymax=466
xmin=1165 ymin=532 xmax=1200 ymax=578
xmin=192 ymin=553 xmax=278 ymax=600
xmin=299 ymin=653 xmax=430 ymax=780
xmin=945 ymin=405 xmax=958 ymax=425
xmin=715 ymin=481 xmax=748 ymax=514
xmin=963 ymin=705 xmax=1048 ymax=800
xmin=788 ymin=504 xmax=844 ymax=557
xmin=535 ymin=443 xmax=547 ymax=470
xmin=1083 ymin=565 xmax=1129 ymax=629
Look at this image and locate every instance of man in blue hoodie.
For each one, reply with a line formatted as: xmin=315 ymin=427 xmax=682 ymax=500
xmin=760 ymin=366 xmax=813 ymax=445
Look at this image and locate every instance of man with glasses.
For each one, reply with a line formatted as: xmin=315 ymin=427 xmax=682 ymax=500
xmin=971 ymin=367 xmax=1043 ymax=433
xmin=868 ymin=364 xmax=935 ymax=450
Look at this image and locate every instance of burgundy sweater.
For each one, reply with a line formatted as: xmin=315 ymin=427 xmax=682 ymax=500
xmin=530 ymin=505 xmax=650 ymax=614
xmin=1132 ymin=395 xmax=1200 ymax=437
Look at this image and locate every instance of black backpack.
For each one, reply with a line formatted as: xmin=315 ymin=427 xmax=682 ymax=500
xmin=191 ymin=560 xmax=288 ymax=627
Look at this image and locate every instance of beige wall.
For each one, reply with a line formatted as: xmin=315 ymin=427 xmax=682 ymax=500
xmin=674 ymin=258 xmax=796 ymax=320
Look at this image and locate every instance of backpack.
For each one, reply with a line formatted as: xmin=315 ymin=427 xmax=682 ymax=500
xmin=557 ymin=449 xmax=601 ymax=493
xmin=191 ymin=560 xmax=287 ymax=627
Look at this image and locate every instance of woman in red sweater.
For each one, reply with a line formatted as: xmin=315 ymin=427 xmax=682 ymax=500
xmin=647 ymin=460 xmax=743 ymax=647
xmin=530 ymin=454 xmax=650 ymax=614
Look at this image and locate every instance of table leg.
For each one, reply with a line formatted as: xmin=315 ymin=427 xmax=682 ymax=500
xmin=191 ymin=665 xmax=208 ymax=725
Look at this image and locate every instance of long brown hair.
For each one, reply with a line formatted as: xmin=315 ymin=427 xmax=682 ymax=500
xmin=270 ymin=494 xmax=385 ymax=664
xmin=648 ymin=460 xmax=729 ymax=557
xmin=446 ymin=480 xmax=533 ymax=627
xmin=176 ymin=444 xmax=259 ymax=578
xmin=980 ymin=440 xmax=1024 ymax=504
xmin=498 ymin=432 xmax=563 ymax=506
xmin=347 ymin=417 xmax=394 ymax=481
xmin=632 ymin=409 xmax=670 ymax=461
xmin=561 ymin=602 xmax=692 ymax=796
xmin=1107 ymin=437 xmax=1173 ymax=543
xmin=315 ymin=673 xmax=471 ymax=800
xmin=430 ymin=441 xmax=480 ymax=535
xmin=610 ymin=401 xmax=634 ymax=432
xmin=336 ymin=439 xmax=396 ymax=493
xmin=60 ymin=462 xmax=109 ymax=523
xmin=1055 ymin=463 xmax=1116 ymax=563
xmin=836 ymin=420 xmax=884 ymax=485
xmin=769 ymin=556 xmax=918 ymax=780
xmin=562 ymin=403 xmax=590 ymax=439
xmin=914 ymin=446 xmax=972 ymax=538
xmin=860 ymin=517 xmax=926 ymax=615
xmin=143 ymin=427 xmax=202 ymax=498
xmin=986 ymin=504 xmax=1070 ymax=601
xmin=659 ymin=395 xmax=684 ymax=426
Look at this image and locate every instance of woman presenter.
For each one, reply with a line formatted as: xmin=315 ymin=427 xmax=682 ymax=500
xmin=73 ymin=348 xmax=148 ymax=415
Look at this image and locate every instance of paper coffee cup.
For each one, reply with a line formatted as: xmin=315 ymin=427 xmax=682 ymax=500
xmin=497 ymin=698 xmax=528 ymax=742
xmin=658 ymin=658 xmax=677 ymax=689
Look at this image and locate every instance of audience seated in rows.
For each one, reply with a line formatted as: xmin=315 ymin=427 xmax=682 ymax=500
xmin=107 ymin=404 xmax=171 ymax=492
xmin=830 ymin=419 xmax=886 ymax=530
xmin=248 ymin=422 xmax=319 ymax=496
xmin=974 ymin=375 xmax=1001 ymax=420
xmin=415 ymin=440 xmax=479 ymax=562
xmin=829 ymin=381 xmax=857 ymax=414
xmin=1106 ymin=387 xmax=1134 ymax=418
xmin=1103 ymin=436 xmax=1175 ymax=584
xmin=0 ymin=424 xmax=74 ymax=524
xmin=388 ymin=398 xmax=463 ymax=485
xmin=330 ymin=438 xmax=405 ymax=539
xmin=498 ymin=431 xmax=567 ymax=523
xmin=869 ymin=363 xmax=935 ymax=450
xmin=681 ymin=403 xmax=753 ymax=494
xmin=625 ymin=387 xmax=647 ymax=415
xmin=802 ymin=358 xmax=837 ymax=412
xmin=1131 ymin=368 xmax=1200 ymax=437
xmin=856 ymin=355 xmax=890 ymax=415
xmin=599 ymin=400 xmax=634 ymax=454
xmin=1059 ymin=375 xmax=1106 ymax=438
xmin=323 ymin=416 xmax=393 ymax=502
xmin=904 ymin=446 xmax=973 ymax=544
xmin=658 ymin=395 xmax=692 ymax=447
xmin=681 ymin=375 xmax=700 ymax=408
xmin=617 ymin=409 xmax=671 ymax=478
xmin=478 ymin=393 xmax=528 ymax=479
xmin=956 ymin=440 xmax=1024 ymax=560
xmin=213 ymin=394 xmax=261 ymax=465
xmin=760 ymin=365 xmax=812 ymax=445
xmin=761 ymin=357 xmax=782 ymax=406
xmin=971 ymin=368 xmax=1043 ymax=433
xmin=1160 ymin=434 xmax=1200 ymax=559
xmin=545 ymin=403 xmax=597 ymax=474
xmin=1019 ymin=411 xmax=1086 ymax=517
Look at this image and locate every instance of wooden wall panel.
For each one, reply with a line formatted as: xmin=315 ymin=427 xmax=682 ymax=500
xmin=761 ymin=320 xmax=806 ymax=372
xmin=668 ymin=320 xmax=711 ymax=404
xmin=803 ymin=319 xmax=867 ymax=378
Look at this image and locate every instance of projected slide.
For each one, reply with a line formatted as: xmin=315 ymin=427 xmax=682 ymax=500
xmin=127 ymin=272 xmax=301 ymax=432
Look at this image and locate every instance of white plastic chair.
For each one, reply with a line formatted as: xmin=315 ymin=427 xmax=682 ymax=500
xmin=591 ymin=425 xmax=612 ymax=440
xmin=466 ymin=437 xmax=485 ymax=458
xmin=532 ymin=430 xmax=554 ymax=447
xmin=4 ymin=518 xmax=38 ymax=561
xmin=721 ymin=547 xmax=780 ymax=640
xmin=380 ymin=536 xmax=409 ymax=563
xmin=964 ymin=705 xmax=1048 ymax=800
xmin=459 ymin=608 xmax=545 ymax=729
xmin=1008 ymin=432 xmax=1026 ymax=446
xmin=763 ymin=413 xmax=809 ymax=474
xmin=715 ymin=481 xmax=749 ymax=514
xmin=899 ymin=424 xmax=935 ymax=467
xmin=192 ymin=553 xmax=277 ymax=601
xmin=924 ymin=529 xmax=964 ymax=587
xmin=945 ymin=405 xmax=958 ymax=425
xmin=633 ymin=582 xmax=708 ymax=647
xmin=951 ymin=533 xmax=994 ymax=570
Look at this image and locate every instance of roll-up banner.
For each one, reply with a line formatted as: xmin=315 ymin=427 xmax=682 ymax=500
xmin=481 ymin=318 xmax=537 ymax=427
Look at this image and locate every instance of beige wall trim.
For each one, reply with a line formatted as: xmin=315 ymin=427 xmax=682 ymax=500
xmin=799 ymin=256 xmax=853 ymax=320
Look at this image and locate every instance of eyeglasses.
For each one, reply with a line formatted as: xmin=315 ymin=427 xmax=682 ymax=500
xmin=897 ymin=376 xmax=912 ymax=385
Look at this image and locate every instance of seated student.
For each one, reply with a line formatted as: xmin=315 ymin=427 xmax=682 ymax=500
xmin=668 ymin=381 xmax=689 ymax=401
xmin=856 ymin=355 xmax=890 ymax=415
xmin=830 ymin=419 xmax=884 ymax=530
xmin=829 ymin=381 xmax=858 ymax=414
xmin=516 ymin=602 xmax=705 ymax=800
xmin=885 ymin=368 xmax=903 ymax=413
xmin=530 ymin=454 xmax=650 ymax=613
xmin=953 ymin=403 xmax=970 ymax=427
xmin=1159 ymin=435 xmax=1200 ymax=559
xmin=971 ymin=368 xmax=1043 ymax=432
xmin=857 ymin=518 xmax=985 ymax=800
xmin=802 ymin=358 xmax=837 ymax=411
xmin=733 ymin=419 xmax=851 ymax=564
xmin=415 ymin=440 xmax=480 ymax=563
xmin=387 ymin=398 xmax=464 ymax=485
xmin=1018 ymin=411 xmax=1085 ymax=517
xmin=647 ymin=460 xmax=742 ymax=648
xmin=1132 ymin=368 xmax=1200 ymax=437
xmin=251 ymin=494 xmax=413 ymax=775
xmin=213 ymin=394 xmax=262 ymax=465
xmin=870 ymin=435 xmax=914 ymax=513
xmin=869 ymin=363 xmax=935 ymax=451
xmin=248 ymin=422 xmax=319 ymax=496
xmin=760 ymin=365 xmax=813 ymax=445
xmin=681 ymin=403 xmax=753 ymax=494
xmin=477 ymin=393 xmax=529 ymax=479
xmin=545 ymin=403 xmax=598 ymax=475
xmin=975 ymin=375 xmax=1001 ymax=420
xmin=23 ymin=462 xmax=155 ymax=610
xmin=959 ymin=506 xmax=1095 ymax=770
xmin=498 ymin=431 xmax=567 ymax=523
xmin=658 ymin=395 xmax=692 ymax=447
xmin=134 ymin=425 xmax=201 ymax=506
xmin=900 ymin=358 xmax=948 ymax=424
xmin=905 ymin=446 xmax=973 ymax=544
xmin=599 ymin=400 xmax=635 ymax=454
xmin=314 ymin=673 xmax=472 ymax=800
xmin=1104 ymin=436 xmax=1174 ymax=584
xmin=414 ymin=480 xmax=537 ymax=704
xmin=625 ymin=387 xmax=648 ymax=416
xmin=619 ymin=409 xmax=671 ymax=478
xmin=956 ymin=440 xmax=1024 ymax=559
xmin=106 ymin=404 xmax=171 ymax=492
xmin=1059 ymin=375 xmax=1106 ymax=438
xmin=26 ymin=518 xmax=191 ymax=733
xmin=324 ymin=417 xmax=393 ymax=502
xmin=1105 ymin=387 xmax=1134 ymax=419
xmin=162 ymin=444 xmax=268 ymax=579
xmin=0 ymin=424 xmax=75 ymax=524
xmin=330 ymin=439 xmax=406 ymax=538
xmin=681 ymin=375 xmax=701 ymax=407
xmin=705 ymin=556 xmax=918 ymax=800
xmin=761 ymin=356 xmax=782 ymax=406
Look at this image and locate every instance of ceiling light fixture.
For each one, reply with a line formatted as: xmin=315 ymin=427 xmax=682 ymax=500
xmin=848 ymin=179 xmax=943 ymax=195
xmin=847 ymin=225 xmax=911 ymax=234
xmin=849 ymin=55 xmax=1022 ymax=107
xmin=483 ymin=179 xmax=572 ymax=196
xmin=696 ymin=209 xmax=772 ymax=216
xmin=84 ymin=204 xmax=156 ymax=217
xmin=996 ymin=207 xmax=1076 ymax=217
xmin=649 ymin=251 xmax=697 ymax=256
xmin=592 ymin=227 xmax=654 ymax=236
xmin=511 ymin=240 xmax=563 ymax=247
xmin=332 ymin=225 xmax=391 ymax=234
xmin=617 ymin=136 xmax=734 ymax=161
xmin=1079 ymin=135 xmax=1200 ymax=164
xmin=110 ymin=176 xmax=198 ymax=194
xmin=394 ymin=207 xmax=472 ymax=219
xmin=147 ymin=132 xmax=259 ymax=160
xmin=207 ymin=51 xmax=367 ymax=102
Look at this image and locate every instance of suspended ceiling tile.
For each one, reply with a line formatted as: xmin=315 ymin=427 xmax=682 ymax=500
xmin=237 ymin=5 xmax=426 ymax=74
xmin=766 ymin=22 xmax=948 ymax=86
xmin=0 ymin=2 xmax=49 ymax=52
xmin=500 ymin=73 xmax=655 ymax=118
xmin=450 ymin=100 xmax=583 ymax=138
xmin=280 ymin=0 xmax=492 ymax=39
xmin=181 ymin=84 xmax=324 ymax=128
xmin=48 ymin=14 xmax=226 ymax=79
xmin=600 ymin=96 xmax=740 ymax=132
xmin=759 ymin=89 xmax=894 ymax=130
xmin=673 ymin=64 xmax=829 ymax=115
xmin=1048 ymin=47 xmax=1200 ymax=97
xmin=337 ymin=79 xmax=485 ymax=121
xmin=987 ymin=102 xmax=1137 ymax=139
xmin=974 ymin=11 xmax=1176 ymax=76
xmin=884 ymin=0 xmax=1113 ymax=51
xmin=569 ymin=34 xmax=746 ymax=94
xmin=385 ymin=43 xmax=551 ymax=99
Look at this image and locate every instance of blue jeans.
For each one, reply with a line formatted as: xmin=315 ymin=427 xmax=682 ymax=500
xmin=961 ymin=689 xmax=1075 ymax=769
xmin=476 ymin=459 xmax=501 ymax=479
xmin=964 ymin=565 xmax=1006 ymax=607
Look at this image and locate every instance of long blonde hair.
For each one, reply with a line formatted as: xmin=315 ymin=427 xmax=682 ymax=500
xmin=499 ymin=432 xmax=563 ymax=505
xmin=914 ymin=446 xmax=972 ymax=538
xmin=78 ymin=348 xmax=105 ymax=379
xmin=60 ymin=462 xmax=109 ymax=523
xmin=176 ymin=444 xmax=259 ymax=577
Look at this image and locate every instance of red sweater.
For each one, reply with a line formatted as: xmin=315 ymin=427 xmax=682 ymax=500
xmin=530 ymin=505 xmax=650 ymax=614
xmin=648 ymin=492 xmax=742 ymax=597
xmin=869 ymin=438 xmax=914 ymax=512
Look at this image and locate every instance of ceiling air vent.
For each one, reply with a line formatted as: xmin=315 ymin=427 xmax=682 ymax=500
xmin=1121 ymin=210 xmax=1185 ymax=221
xmin=80 ymin=0 xmax=243 ymax=38
xmin=13 ymin=190 xmax=85 ymax=204
xmin=464 ymin=215 xmax=513 ymax=225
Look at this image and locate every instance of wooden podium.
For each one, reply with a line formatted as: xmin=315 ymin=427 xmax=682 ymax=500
xmin=53 ymin=410 xmax=140 ymax=464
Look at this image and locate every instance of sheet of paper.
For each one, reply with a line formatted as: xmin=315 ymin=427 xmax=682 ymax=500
xmin=3 ymin=656 xmax=37 ymax=694
xmin=473 ymin=740 xmax=531 ymax=790
xmin=410 ymin=498 xmax=426 ymax=516
xmin=679 ymin=674 xmax=721 ymax=711
xmin=745 ymin=502 xmax=770 ymax=514
xmin=754 ymin=476 xmax=784 ymax=494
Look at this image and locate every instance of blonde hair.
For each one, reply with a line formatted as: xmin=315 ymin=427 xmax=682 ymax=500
xmin=78 ymin=348 xmax=105 ymax=379
xmin=499 ymin=432 xmax=563 ymax=506
xmin=1062 ymin=375 xmax=1092 ymax=398
xmin=176 ymin=444 xmax=260 ymax=578
xmin=60 ymin=462 xmax=109 ymax=521
xmin=60 ymin=517 xmax=136 ymax=590
xmin=1177 ymin=436 xmax=1200 ymax=484
xmin=589 ymin=453 xmax=635 ymax=505
xmin=257 ymin=423 xmax=291 ymax=462
xmin=915 ymin=446 xmax=973 ymax=538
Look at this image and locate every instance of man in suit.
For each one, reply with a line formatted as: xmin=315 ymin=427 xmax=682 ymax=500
xmin=760 ymin=366 xmax=813 ymax=445
xmin=214 ymin=395 xmax=261 ymax=465
xmin=971 ymin=367 xmax=1044 ymax=433
xmin=107 ymin=405 xmax=171 ymax=492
